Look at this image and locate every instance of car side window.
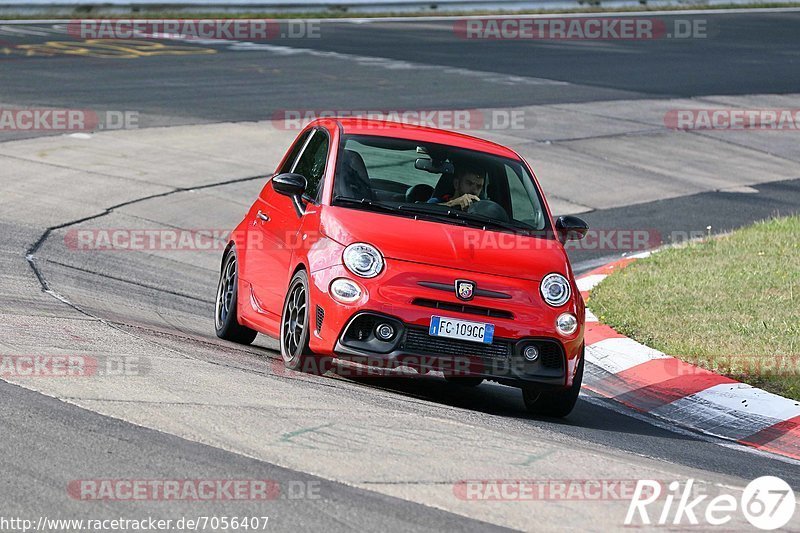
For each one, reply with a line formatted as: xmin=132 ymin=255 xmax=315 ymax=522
xmin=506 ymin=164 xmax=544 ymax=229
xmin=292 ymin=130 xmax=329 ymax=202
xmin=278 ymin=130 xmax=312 ymax=175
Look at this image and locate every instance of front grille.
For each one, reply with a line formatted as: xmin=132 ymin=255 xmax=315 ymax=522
xmin=539 ymin=343 xmax=563 ymax=369
xmin=412 ymin=298 xmax=514 ymax=320
xmin=417 ymin=281 xmax=511 ymax=300
xmin=343 ymin=314 xmax=377 ymax=341
xmin=315 ymin=305 xmax=325 ymax=332
xmin=401 ymin=328 xmax=511 ymax=360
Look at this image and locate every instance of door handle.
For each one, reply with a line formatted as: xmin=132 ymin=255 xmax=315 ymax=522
xmin=256 ymin=210 xmax=270 ymax=222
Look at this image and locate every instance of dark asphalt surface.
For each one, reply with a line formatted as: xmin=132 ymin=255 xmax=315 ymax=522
xmin=268 ymin=13 xmax=800 ymax=98
xmin=1 ymin=11 xmax=800 ymax=531
xmin=0 ymin=379 xmax=512 ymax=532
xmin=1 ymin=12 xmax=799 ymax=123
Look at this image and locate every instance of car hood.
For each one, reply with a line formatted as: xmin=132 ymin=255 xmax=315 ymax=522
xmin=320 ymin=206 xmax=569 ymax=282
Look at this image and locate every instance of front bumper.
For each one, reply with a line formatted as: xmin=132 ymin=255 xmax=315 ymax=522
xmin=306 ymin=260 xmax=584 ymax=388
xmin=333 ymin=311 xmax=570 ymax=387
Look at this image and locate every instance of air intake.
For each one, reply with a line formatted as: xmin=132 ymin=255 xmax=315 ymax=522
xmin=315 ymin=305 xmax=325 ymax=332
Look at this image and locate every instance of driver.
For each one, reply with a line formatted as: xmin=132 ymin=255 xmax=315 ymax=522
xmin=427 ymin=166 xmax=484 ymax=210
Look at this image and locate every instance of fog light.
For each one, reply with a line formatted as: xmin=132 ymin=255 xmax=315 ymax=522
xmin=523 ymin=345 xmax=539 ymax=362
xmin=375 ymin=323 xmax=395 ymax=341
xmin=330 ymin=278 xmax=362 ymax=303
xmin=556 ymin=313 xmax=578 ymax=336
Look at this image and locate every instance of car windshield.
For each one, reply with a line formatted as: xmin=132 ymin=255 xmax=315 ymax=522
xmin=332 ymin=134 xmax=549 ymax=233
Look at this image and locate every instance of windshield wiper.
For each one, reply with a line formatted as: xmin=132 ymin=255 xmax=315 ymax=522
xmin=455 ymin=211 xmax=535 ymax=234
xmin=396 ymin=203 xmax=533 ymax=234
xmin=332 ymin=196 xmax=472 ymax=227
xmin=332 ymin=196 xmax=402 ymax=214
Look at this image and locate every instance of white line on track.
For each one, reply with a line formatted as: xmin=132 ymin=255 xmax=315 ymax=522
xmin=227 ymin=41 xmax=569 ymax=86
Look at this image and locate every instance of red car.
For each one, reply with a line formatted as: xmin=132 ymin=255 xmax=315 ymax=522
xmin=215 ymin=118 xmax=589 ymax=416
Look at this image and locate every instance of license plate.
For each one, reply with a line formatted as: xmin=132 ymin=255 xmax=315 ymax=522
xmin=429 ymin=316 xmax=494 ymax=344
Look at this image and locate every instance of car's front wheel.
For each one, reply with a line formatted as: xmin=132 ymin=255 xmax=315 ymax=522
xmin=280 ymin=270 xmax=328 ymax=374
xmin=215 ymin=247 xmax=258 ymax=345
xmin=522 ymin=348 xmax=583 ymax=418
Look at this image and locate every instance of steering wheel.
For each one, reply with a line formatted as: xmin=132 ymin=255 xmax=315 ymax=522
xmin=467 ymin=199 xmax=510 ymax=222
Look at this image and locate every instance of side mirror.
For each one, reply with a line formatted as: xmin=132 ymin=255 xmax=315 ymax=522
xmin=272 ymin=173 xmax=307 ymax=217
xmin=556 ymin=215 xmax=589 ymax=243
xmin=272 ymin=173 xmax=307 ymax=197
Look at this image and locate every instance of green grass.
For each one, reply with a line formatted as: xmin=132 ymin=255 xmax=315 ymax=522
xmin=589 ymin=215 xmax=800 ymax=400
xmin=2 ymin=2 xmax=800 ymax=19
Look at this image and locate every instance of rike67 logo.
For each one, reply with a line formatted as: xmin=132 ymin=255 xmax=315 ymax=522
xmin=626 ymin=477 xmax=796 ymax=530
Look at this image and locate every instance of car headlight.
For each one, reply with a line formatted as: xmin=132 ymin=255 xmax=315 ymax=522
xmin=330 ymin=278 xmax=363 ymax=303
xmin=343 ymin=243 xmax=384 ymax=278
xmin=540 ymin=273 xmax=571 ymax=307
xmin=556 ymin=313 xmax=578 ymax=336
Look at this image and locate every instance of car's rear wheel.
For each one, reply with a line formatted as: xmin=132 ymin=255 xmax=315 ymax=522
xmin=280 ymin=270 xmax=328 ymax=373
xmin=215 ymin=248 xmax=258 ymax=345
xmin=522 ymin=348 xmax=583 ymax=418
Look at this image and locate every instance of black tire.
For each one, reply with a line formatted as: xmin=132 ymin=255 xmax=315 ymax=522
xmin=215 ymin=248 xmax=258 ymax=345
xmin=522 ymin=348 xmax=584 ymax=418
xmin=443 ymin=375 xmax=484 ymax=387
xmin=280 ymin=270 xmax=327 ymax=373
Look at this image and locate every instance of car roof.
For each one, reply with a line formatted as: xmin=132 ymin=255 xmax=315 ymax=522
xmin=312 ymin=117 xmax=522 ymax=160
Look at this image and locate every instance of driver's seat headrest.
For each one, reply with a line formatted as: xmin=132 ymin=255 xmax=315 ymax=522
xmin=335 ymin=149 xmax=373 ymax=200
xmin=432 ymin=173 xmax=455 ymax=200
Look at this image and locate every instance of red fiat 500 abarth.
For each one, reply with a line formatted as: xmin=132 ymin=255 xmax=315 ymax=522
xmin=215 ymin=118 xmax=589 ymax=417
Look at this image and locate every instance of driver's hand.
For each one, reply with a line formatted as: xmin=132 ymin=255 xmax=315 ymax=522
xmin=445 ymin=194 xmax=480 ymax=209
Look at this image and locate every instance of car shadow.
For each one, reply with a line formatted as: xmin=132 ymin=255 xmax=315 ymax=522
xmin=335 ymin=369 xmax=698 ymax=442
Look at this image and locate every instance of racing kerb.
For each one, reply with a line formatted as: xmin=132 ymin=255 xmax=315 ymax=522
xmin=578 ymin=253 xmax=800 ymax=461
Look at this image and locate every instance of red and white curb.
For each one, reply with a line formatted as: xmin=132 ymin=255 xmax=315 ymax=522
xmin=577 ymin=252 xmax=800 ymax=461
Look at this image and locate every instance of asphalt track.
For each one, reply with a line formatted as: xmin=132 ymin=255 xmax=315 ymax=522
xmin=1 ymin=11 xmax=800 ymax=532
xmin=1 ymin=11 xmax=800 ymax=121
